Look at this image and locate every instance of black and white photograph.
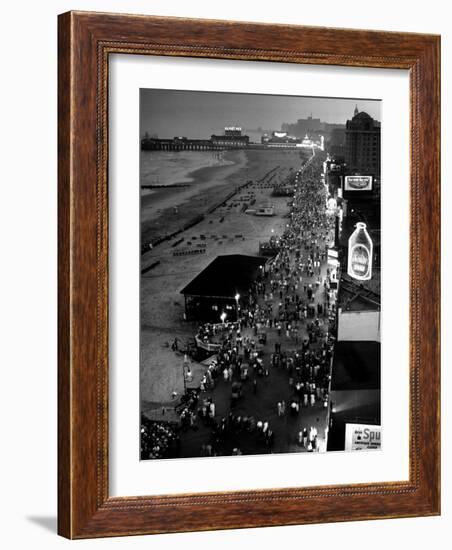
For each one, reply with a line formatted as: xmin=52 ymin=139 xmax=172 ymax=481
xmin=139 ymin=89 xmax=381 ymax=460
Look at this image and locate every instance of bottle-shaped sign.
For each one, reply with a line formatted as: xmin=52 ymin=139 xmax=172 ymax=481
xmin=347 ymin=222 xmax=373 ymax=281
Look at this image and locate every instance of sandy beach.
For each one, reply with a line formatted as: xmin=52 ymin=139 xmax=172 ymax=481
xmin=140 ymin=149 xmax=248 ymax=244
xmin=140 ymin=148 xmax=307 ymax=406
xmin=140 ymin=149 xmax=306 ymax=245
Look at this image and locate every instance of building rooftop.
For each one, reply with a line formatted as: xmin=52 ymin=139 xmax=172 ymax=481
xmin=354 ymin=111 xmax=372 ymax=120
xmin=338 ymin=272 xmax=381 ymax=311
xmin=180 ymin=254 xmax=266 ymax=298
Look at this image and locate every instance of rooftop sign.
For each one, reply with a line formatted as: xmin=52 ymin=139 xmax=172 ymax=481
xmin=344 ymin=175 xmax=373 ymax=191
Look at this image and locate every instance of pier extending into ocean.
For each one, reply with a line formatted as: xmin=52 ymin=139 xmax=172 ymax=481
xmin=141 ymin=136 xmax=316 ymax=152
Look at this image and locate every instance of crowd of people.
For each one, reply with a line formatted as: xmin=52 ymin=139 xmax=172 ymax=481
xmin=140 ymin=415 xmax=180 ymax=459
xmin=143 ymin=152 xmax=338 ymax=458
xmin=200 ymin=412 xmax=276 ymax=456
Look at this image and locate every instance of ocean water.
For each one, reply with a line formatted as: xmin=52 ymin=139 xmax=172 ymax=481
xmin=140 ymin=150 xmax=234 ymax=194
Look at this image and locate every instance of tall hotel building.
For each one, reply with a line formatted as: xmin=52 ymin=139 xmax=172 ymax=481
xmin=345 ymin=106 xmax=381 ymax=177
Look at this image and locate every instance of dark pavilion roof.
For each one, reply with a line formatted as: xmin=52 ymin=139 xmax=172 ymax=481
xmin=180 ymin=254 xmax=266 ymax=298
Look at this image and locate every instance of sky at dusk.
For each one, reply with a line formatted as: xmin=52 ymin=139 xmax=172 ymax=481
xmin=140 ymin=89 xmax=381 ymax=139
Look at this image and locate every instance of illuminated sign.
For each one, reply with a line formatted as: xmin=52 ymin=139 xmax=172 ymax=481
xmin=344 ymin=175 xmax=373 ymax=191
xmin=345 ymin=423 xmax=381 ymax=451
xmin=328 ymin=247 xmax=339 ymax=268
xmin=347 ymin=223 xmax=373 ymax=281
xmin=328 ymin=248 xmax=338 ymax=259
xmin=349 ymin=244 xmax=371 ymax=278
xmin=327 ymin=197 xmax=337 ymax=212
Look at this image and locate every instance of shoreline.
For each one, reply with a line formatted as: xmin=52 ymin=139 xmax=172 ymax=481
xmin=141 ymin=149 xmax=249 ymax=243
xmin=173 ymin=148 xmax=247 ymax=188
xmin=141 ymin=183 xmax=189 ymax=189
xmin=140 ymin=149 xmax=235 ymax=188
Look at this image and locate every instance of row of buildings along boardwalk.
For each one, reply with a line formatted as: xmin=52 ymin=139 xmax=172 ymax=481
xmin=141 ymin=126 xmax=324 ymax=151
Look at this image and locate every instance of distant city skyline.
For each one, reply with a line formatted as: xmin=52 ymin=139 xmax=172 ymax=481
xmin=140 ymin=89 xmax=381 ymax=139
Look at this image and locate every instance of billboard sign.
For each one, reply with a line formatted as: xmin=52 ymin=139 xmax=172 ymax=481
xmin=345 ymin=423 xmax=381 ymax=451
xmin=344 ymin=175 xmax=373 ymax=191
xmin=347 ymin=223 xmax=373 ymax=281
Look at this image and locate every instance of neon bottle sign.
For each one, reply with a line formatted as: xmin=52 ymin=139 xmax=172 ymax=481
xmin=347 ymin=222 xmax=373 ymax=281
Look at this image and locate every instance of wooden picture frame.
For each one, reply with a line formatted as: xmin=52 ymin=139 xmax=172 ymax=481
xmin=58 ymin=11 xmax=440 ymax=539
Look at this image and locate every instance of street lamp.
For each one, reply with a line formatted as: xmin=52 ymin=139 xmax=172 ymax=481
xmin=234 ymin=293 xmax=240 ymax=321
xmin=220 ymin=311 xmax=227 ymax=325
xmin=182 ymin=354 xmax=192 ymax=394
